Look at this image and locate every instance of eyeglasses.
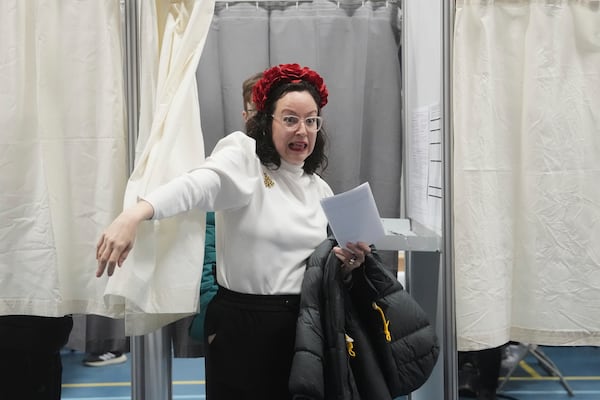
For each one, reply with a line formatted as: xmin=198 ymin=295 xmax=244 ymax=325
xmin=271 ymin=114 xmax=323 ymax=132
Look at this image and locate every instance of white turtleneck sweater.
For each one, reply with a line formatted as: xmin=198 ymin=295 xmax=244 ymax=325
xmin=143 ymin=131 xmax=333 ymax=295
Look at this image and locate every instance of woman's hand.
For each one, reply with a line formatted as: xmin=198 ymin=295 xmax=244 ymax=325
xmin=95 ymin=200 xmax=154 ymax=277
xmin=333 ymin=241 xmax=371 ymax=271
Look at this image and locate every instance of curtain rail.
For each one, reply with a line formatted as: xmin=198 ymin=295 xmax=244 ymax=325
xmin=214 ymin=0 xmax=313 ymax=2
xmin=214 ymin=0 xmax=399 ymax=3
xmin=213 ymin=0 xmax=400 ymax=8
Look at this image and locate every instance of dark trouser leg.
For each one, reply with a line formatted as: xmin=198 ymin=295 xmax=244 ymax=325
xmin=204 ymin=288 xmax=299 ymax=400
xmin=0 ymin=350 xmax=63 ymax=399
xmin=0 ymin=315 xmax=73 ymax=400
xmin=458 ymin=345 xmax=503 ymax=399
xmin=476 ymin=346 xmax=502 ymax=394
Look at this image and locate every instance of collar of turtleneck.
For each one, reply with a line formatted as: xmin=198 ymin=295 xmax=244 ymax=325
xmin=279 ymin=159 xmax=305 ymax=178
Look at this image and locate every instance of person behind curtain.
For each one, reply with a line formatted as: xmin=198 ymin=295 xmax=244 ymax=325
xmin=241 ymin=71 xmax=263 ymax=122
xmin=95 ymin=63 xmax=371 ymax=400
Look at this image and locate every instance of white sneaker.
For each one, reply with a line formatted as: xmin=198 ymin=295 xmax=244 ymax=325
xmin=83 ymin=351 xmax=127 ymax=367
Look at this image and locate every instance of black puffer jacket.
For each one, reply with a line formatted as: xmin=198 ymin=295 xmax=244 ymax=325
xmin=289 ymin=238 xmax=439 ymax=400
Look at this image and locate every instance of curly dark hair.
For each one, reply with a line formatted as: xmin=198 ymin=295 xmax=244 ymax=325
xmin=246 ymin=80 xmax=328 ymax=175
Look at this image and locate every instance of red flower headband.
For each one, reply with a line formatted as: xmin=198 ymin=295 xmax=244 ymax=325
xmin=252 ymin=63 xmax=329 ymax=112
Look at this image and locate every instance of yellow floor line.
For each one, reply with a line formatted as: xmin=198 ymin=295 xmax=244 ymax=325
xmin=519 ymin=360 xmax=541 ymax=378
xmin=67 ymin=376 xmax=600 ymax=390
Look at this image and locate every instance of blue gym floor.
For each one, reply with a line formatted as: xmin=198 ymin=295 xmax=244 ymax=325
xmin=61 ymin=349 xmax=205 ymax=400
xmin=61 ymin=346 xmax=600 ymax=399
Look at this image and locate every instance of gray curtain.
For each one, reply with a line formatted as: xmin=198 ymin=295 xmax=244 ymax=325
xmin=196 ymin=0 xmax=403 ymax=219
xmin=67 ymin=314 xmax=203 ymax=358
xmin=67 ymin=315 xmax=129 ymax=355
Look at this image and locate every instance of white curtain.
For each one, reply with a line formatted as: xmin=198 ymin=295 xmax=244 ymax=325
xmin=0 ymin=0 xmax=216 ymax=337
xmin=453 ymin=0 xmax=600 ymax=350
xmin=0 ymin=0 xmax=127 ymax=316
xmin=0 ymin=0 xmax=127 ymax=317
xmin=104 ymin=0 xmax=215 ymax=335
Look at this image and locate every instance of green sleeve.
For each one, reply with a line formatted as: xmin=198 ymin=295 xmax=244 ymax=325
xmin=189 ymin=212 xmax=218 ymax=341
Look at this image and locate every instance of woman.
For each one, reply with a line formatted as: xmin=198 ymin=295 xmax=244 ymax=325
xmin=96 ymin=63 xmax=371 ymax=400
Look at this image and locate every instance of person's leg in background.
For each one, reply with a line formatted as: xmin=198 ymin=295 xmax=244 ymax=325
xmin=66 ymin=314 xmax=129 ymax=367
xmin=459 ymin=345 xmax=503 ymax=400
xmin=0 ymin=315 xmax=73 ymax=400
xmin=476 ymin=346 xmax=503 ymax=399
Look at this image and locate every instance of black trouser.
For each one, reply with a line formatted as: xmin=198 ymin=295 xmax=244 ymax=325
xmin=204 ymin=286 xmax=300 ymax=400
xmin=0 ymin=315 xmax=73 ymax=400
xmin=458 ymin=345 xmax=503 ymax=396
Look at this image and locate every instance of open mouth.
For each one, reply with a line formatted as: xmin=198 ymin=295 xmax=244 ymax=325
xmin=289 ymin=142 xmax=308 ymax=151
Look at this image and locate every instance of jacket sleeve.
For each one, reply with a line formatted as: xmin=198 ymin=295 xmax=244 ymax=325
xmin=188 ymin=212 xmax=218 ymax=341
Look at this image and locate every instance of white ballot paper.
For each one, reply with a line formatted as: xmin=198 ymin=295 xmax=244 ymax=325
xmin=320 ymin=182 xmax=386 ymax=248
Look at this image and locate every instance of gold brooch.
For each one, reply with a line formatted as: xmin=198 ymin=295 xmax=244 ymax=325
xmin=263 ymin=173 xmax=275 ymax=188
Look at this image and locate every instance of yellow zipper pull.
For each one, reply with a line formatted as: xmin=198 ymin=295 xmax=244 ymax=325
xmin=345 ymin=333 xmax=356 ymax=357
xmin=372 ymin=302 xmax=392 ymax=342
